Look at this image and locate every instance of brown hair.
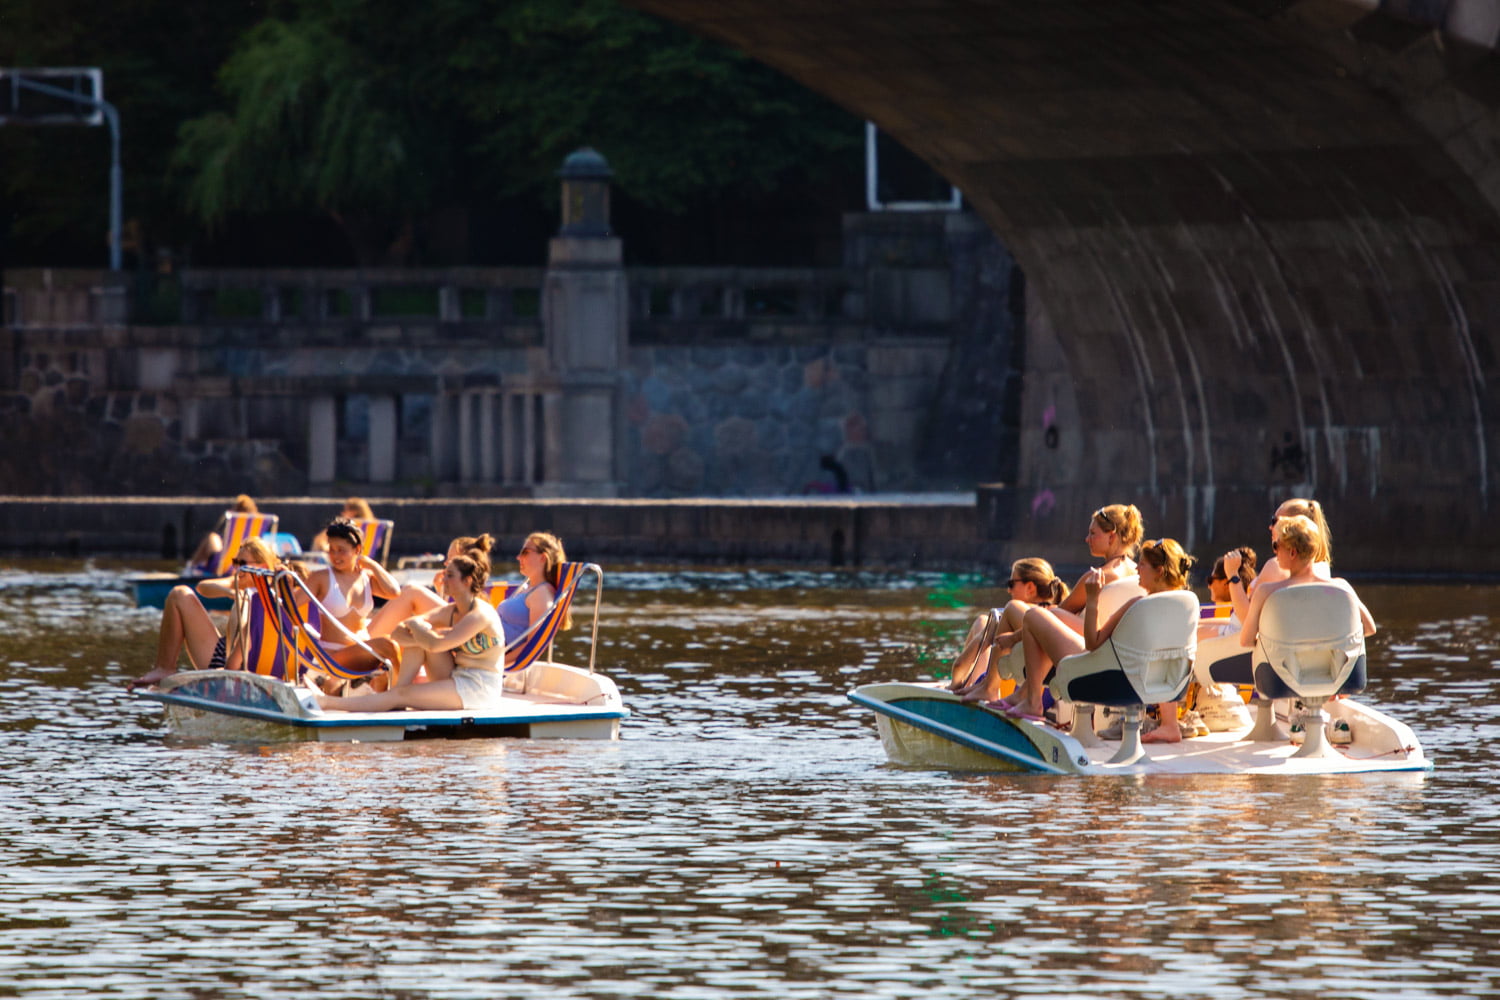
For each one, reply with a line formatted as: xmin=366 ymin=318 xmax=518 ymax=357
xmin=1010 ymin=557 xmax=1069 ymax=607
xmin=1210 ymin=546 xmax=1257 ymax=581
xmin=232 ymin=494 xmax=258 ymax=514
xmin=448 ymin=551 xmax=491 ymax=598
xmin=1092 ymin=503 xmax=1144 ymax=553
xmin=451 ymin=533 xmax=495 ymax=558
xmin=1139 ymin=538 xmax=1195 ymax=590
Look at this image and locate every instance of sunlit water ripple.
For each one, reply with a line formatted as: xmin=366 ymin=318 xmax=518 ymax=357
xmin=0 ymin=563 xmax=1496 ymax=998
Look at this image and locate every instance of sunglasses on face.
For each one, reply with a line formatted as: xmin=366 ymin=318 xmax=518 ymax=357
xmin=518 ymin=546 xmax=539 ymax=556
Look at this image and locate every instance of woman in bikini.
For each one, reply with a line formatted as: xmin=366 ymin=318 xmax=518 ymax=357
xmin=957 ymin=503 xmax=1143 ymax=705
xmin=316 ymin=532 xmax=571 ymax=713
xmin=126 ymin=535 xmax=280 ymax=691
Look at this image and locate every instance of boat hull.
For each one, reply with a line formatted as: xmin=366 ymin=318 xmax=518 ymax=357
xmin=140 ymin=665 xmax=627 ymax=743
xmin=130 ymin=573 xmax=231 ymax=611
xmin=850 ymin=682 xmax=1431 ymax=776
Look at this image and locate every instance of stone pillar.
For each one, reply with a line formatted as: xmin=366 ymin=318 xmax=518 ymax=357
xmin=308 ymin=396 xmax=337 ymax=484
xmin=457 ymin=391 xmax=477 ymax=483
xmin=538 ymin=147 xmax=627 ymax=498
xmin=369 ymin=394 xmax=397 ymax=483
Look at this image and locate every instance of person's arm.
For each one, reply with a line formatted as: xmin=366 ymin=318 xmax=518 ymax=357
xmin=1080 ymin=569 xmax=1104 ymax=649
xmin=405 ymin=606 xmax=494 ymax=652
xmin=1059 ymin=574 xmax=1088 ymax=614
xmin=195 ymin=575 xmax=237 ymax=600
xmin=523 ymin=584 xmax=556 ymax=627
xmin=360 ymin=555 xmax=401 ymax=600
xmin=1239 ymin=583 xmax=1274 ymax=647
xmin=1090 ymin=598 xmax=1135 ymax=650
xmin=1336 ymin=579 xmax=1378 ymax=637
xmin=1221 ymin=551 xmax=1252 ymax=621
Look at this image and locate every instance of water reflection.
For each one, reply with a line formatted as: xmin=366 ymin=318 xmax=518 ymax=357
xmin=0 ymin=563 xmax=1496 ymax=998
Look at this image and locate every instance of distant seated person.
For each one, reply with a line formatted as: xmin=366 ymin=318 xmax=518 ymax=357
xmin=184 ymin=494 xmax=258 ymax=575
xmin=316 ymin=532 xmax=572 ymax=714
xmin=1200 ymin=546 xmax=1258 ymax=639
xmin=310 ymin=497 xmax=376 ymax=552
xmin=130 ymin=535 xmax=280 ymax=691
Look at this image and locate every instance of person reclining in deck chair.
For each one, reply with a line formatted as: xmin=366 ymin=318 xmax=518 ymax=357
xmin=184 ymin=494 xmax=259 ymax=575
xmin=365 ymin=533 xmax=496 ymax=639
xmin=128 ymin=536 xmax=281 ymax=691
xmin=315 ymin=532 xmax=573 ymax=713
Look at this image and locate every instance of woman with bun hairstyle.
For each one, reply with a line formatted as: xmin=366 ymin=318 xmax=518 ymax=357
xmin=958 ymin=503 xmax=1143 ymax=704
xmin=994 ymin=537 xmax=1196 ymax=725
xmin=947 ymin=558 xmax=1069 ymax=693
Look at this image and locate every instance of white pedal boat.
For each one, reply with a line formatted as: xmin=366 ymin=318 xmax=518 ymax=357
xmin=851 ymin=583 xmax=1429 ymax=776
xmin=141 ymin=661 xmax=627 ymax=743
xmin=849 ymin=681 xmax=1427 ymax=775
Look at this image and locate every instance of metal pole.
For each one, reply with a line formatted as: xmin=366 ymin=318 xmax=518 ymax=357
xmin=12 ymin=77 xmax=121 ymax=271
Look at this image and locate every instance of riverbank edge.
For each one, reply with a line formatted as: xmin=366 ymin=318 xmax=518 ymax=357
xmin=0 ymin=494 xmax=989 ymax=571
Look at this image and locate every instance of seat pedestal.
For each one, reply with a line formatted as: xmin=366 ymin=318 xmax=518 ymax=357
xmin=1290 ymin=699 xmax=1342 ymax=759
xmin=1247 ymin=696 xmax=1287 ymax=742
xmin=1068 ymin=702 xmax=1104 ymax=748
xmin=1105 ymin=705 xmax=1147 ymax=766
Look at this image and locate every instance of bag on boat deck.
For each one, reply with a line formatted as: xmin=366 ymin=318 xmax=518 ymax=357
xmin=1196 ymin=682 xmax=1252 ymax=732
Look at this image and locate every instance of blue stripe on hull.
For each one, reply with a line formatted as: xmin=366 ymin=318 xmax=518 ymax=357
xmin=849 ymin=690 xmax=1066 ymax=774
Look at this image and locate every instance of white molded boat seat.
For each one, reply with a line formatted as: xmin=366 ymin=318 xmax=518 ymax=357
xmin=1252 ymin=583 xmax=1367 ymax=701
xmin=1194 ymin=632 xmax=1253 ymax=687
xmin=1049 ymin=590 xmax=1200 ymax=707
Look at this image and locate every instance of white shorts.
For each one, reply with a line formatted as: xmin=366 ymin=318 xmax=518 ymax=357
xmin=451 ymin=667 xmax=506 ymax=710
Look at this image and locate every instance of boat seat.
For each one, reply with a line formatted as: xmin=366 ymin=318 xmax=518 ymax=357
xmin=1049 ymin=577 xmax=1146 ymax=747
xmin=1049 ymin=589 xmax=1199 ymax=764
xmin=199 ymin=511 xmax=280 ymax=577
xmin=354 ymin=518 xmax=395 ymax=566
xmin=1251 ymin=583 xmax=1368 ymax=759
xmin=1194 ymin=631 xmax=1285 ymax=740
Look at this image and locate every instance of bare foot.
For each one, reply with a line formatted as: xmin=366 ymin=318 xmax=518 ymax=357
xmin=125 ymin=666 xmax=174 ymax=692
xmin=1141 ymin=726 xmax=1182 ymax=744
xmin=960 ymin=685 xmax=1004 ymax=705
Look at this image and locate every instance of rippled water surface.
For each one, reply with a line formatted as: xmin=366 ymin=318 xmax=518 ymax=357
xmin=2 ymin=561 xmax=1498 ymax=998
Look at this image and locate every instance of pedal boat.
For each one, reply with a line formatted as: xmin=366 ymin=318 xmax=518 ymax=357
xmin=850 ymin=583 xmax=1429 ymax=776
xmin=142 ymin=662 xmax=627 ymax=743
xmin=136 ymin=561 xmax=627 ymax=743
xmin=848 ymin=682 xmax=1428 ymax=775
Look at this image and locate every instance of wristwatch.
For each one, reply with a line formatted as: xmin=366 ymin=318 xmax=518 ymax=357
xmin=1228 ymin=575 xmax=1241 ymax=585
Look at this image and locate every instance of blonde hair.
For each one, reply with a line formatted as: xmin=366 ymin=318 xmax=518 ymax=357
xmin=1092 ymin=503 xmax=1144 ymax=553
xmin=1277 ymin=498 xmax=1331 ymax=563
xmin=1011 ymin=557 xmax=1069 ymax=606
xmin=235 ymin=535 xmax=281 ymax=572
xmin=1273 ymin=515 xmax=1322 ymax=563
xmin=1139 ymin=538 xmax=1195 ymax=590
xmin=342 ymin=497 xmax=375 ymax=521
xmin=526 ymin=532 xmax=572 ymax=631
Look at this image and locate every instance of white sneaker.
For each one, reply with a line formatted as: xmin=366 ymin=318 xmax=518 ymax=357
xmin=1330 ymin=719 xmax=1353 ymax=745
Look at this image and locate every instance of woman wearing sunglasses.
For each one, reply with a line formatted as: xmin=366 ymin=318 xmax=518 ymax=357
xmin=126 ymin=536 xmax=281 ymax=691
xmin=316 ymin=532 xmax=572 ymax=713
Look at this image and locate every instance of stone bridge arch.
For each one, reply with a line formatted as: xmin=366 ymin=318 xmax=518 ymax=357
xmin=628 ymin=0 xmax=1500 ymax=571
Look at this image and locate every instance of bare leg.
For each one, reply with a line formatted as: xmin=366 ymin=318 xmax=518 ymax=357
xmin=946 ymin=614 xmax=992 ymax=690
xmin=366 ymin=584 xmax=445 ymax=638
xmin=185 ymin=531 xmax=224 ymax=572
xmin=1143 ymin=701 xmax=1183 ymax=743
xmin=318 ymin=677 xmax=465 ymax=713
xmin=128 ymin=585 xmax=221 ymax=690
xmin=1005 ymin=607 xmax=1086 ymax=717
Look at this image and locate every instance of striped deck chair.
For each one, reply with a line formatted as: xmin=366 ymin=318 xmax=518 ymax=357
xmin=486 ymin=581 xmax=523 ymax=608
xmin=1200 ymin=602 xmax=1233 ymax=625
xmin=235 ymin=572 xmax=296 ymax=681
xmin=354 ymin=519 xmax=395 ymax=566
xmin=257 ymin=569 xmax=397 ymax=686
xmin=204 ymin=512 xmax=280 ymax=577
xmin=503 ymin=562 xmax=595 ymax=678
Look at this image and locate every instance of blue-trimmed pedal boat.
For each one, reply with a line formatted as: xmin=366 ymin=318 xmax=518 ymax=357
xmin=849 ymin=682 xmax=1430 ymax=776
xmin=142 ymin=663 xmax=627 ymax=743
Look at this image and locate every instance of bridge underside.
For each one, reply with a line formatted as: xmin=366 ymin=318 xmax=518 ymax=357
xmin=630 ymin=0 xmax=1500 ymax=571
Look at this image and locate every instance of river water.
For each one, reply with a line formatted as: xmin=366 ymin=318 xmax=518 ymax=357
xmin=1 ymin=560 xmax=1497 ymax=999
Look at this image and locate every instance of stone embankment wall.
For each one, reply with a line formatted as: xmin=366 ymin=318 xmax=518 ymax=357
xmin=0 ymin=495 xmax=985 ymax=570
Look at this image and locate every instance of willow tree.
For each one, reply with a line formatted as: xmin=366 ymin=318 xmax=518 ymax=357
xmin=174 ymin=0 xmax=859 ymax=265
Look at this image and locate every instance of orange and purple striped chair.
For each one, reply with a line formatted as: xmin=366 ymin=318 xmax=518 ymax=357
xmin=353 ymin=519 xmax=395 ymax=566
xmin=503 ymin=562 xmax=588 ymax=675
xmin=205 ymin=512 xmax=280 ymax=577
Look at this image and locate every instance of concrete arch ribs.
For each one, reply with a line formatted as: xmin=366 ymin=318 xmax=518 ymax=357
xmin=628 ymin=0 xmax=1500 ymax=569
